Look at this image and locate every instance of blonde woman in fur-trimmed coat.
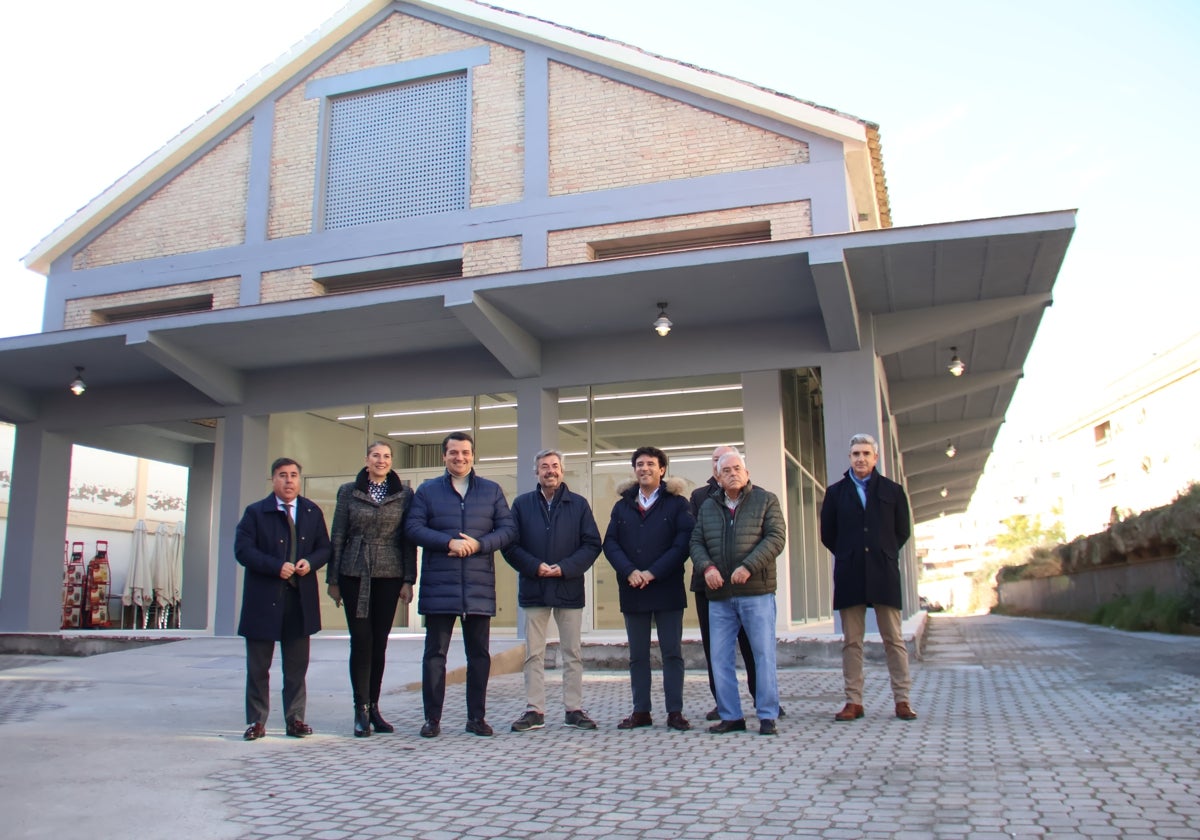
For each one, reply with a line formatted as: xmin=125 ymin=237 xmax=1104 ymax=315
xmin=603 ymin=445 xmax=695 ymax=732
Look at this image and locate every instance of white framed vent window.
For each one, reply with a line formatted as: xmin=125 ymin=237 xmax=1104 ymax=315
xmin=324 ymin=71 xmax=469 ymax=229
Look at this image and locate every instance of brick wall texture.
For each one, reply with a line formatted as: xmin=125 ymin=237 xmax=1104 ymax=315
xmin=71 ymin=125 xmax=251 ymax=270
xmin=463 ymin=237 xmax=522 ymax=276
xmin=63 ymin=278 xmax=240 ymax=329
xmin=547 ymin=63 xmax=808 ymax=196
xmin=260 ymin=266 xmax=318 ymax=303
xmin=547 ymin=202 xmax=812 ymax=267
xmin=62 ymin=10 xmax=823 ymax=327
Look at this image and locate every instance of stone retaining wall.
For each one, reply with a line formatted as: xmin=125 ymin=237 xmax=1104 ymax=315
xmin=996 ymin=556 xmax=1184 ymax=615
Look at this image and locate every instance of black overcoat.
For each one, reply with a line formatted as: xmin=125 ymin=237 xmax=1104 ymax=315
xmin=235 ymin=494 xmax=331 ymax=639
xmin=820 ymin=468 xmax=911 ymax=610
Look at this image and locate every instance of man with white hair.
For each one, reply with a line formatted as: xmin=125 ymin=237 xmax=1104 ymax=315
xmin=820 ymin=433 xmax=916 ymax=722
xmin=689 ymin=451 xmax=786 ymax=735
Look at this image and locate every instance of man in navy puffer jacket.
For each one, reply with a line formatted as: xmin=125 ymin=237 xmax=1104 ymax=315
xmin=406 ymin=432 xmax=516 ymax=738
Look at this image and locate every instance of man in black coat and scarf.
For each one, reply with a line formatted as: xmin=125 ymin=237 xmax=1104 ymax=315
xmin=820 ymin=433 xmax=917 ymax=723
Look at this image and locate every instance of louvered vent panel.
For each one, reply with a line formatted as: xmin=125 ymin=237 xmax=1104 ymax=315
xmin=325 ymin=72 xmax=468 ymax=228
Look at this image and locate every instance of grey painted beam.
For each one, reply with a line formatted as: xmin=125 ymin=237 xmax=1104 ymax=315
xmin=908 ymin=470 xmax=982 ymax=495
xmin=902 ymin=448 xmax=989 ymax=477
xmin=890 ymin=369 xmax=1023 ymax=414
xmin=874 ymin=293 xmax=1051 ymax=356
xmin=125 ymin=330 xmax=244 ymax=405
xmin=810 ymin=249 xmax=860 ymax=352
xmin=898 ymin=418 xmax=1004 ymax=451
xmin=445 ymin=291 xmax=541 ymax=379
xmin=912 ymin=503 xmax=969 ymax=523
xmin=0 ymin=382 xmax=37 ymax=423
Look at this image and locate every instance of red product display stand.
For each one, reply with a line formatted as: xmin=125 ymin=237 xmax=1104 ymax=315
xmin=84 ymin=541 xmax=112 ymax=629
xmin=62 ymin=541 xmax=86 ymax=629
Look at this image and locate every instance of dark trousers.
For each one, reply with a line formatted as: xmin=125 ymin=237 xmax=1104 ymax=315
xmin=695 ymin=588 xmax=757 ymax=702
xmin=339 ymin=575 xmax=403 ymax=707
xmin=623 ymin=609 xmax=684 ymax=714
xmin=245 ymin=586 xmax=309 ymax=726
xmin=422 ymin=613 xmax=491 ymax=722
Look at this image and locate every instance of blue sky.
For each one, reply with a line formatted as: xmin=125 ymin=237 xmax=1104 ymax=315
xmin=3 ymin=0 xmax=1197 ymax=450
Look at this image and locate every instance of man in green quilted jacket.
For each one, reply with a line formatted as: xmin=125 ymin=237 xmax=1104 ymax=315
xmin=688 ymin=451 xmax=786 ymax=735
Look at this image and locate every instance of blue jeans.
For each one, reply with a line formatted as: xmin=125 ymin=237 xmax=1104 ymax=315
xmin=709 ymin=594 xmax=779 ymax=721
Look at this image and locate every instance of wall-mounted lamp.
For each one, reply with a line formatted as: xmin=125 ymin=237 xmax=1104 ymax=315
xmin=652 ymin=301 xmax=673 ymax=337
xmin=947 ymin=346 xmax=966 ymax=377
xmin=945 ymin=441 xmax=957 ymax=458
xmin=69 ymin=366 xmax=87 ymax=396
xmin=939 ymin=486 xmax=949 ymax=498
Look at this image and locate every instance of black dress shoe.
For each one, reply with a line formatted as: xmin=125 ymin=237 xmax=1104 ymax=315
xmin=243 ymin=722 xmax=266 ymax=741
xmin=759 ymin=718 xmax=777 ymax=735
xmin=705 ymin=706 xmax=721 ymax=721
xmin=420 ymin=719 xmax=440 ymax=738
xmin=286 ymin=719 xmax=313 ymax=737
xmin=354 ymin=705 xmax=371 ymax=738
xmin=368 ymin=703 xmax=394 ymax=733
xmin=707 ymin=718 xmax=747 ymax=734
xmin=465 ymin=718 xmax=494 ymax=736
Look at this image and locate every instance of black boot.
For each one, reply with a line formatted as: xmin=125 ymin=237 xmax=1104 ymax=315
xmin=354 ymin=704 xmax=371 ymax=738
xmin=369 ymin=702 xmax=394 ymax=733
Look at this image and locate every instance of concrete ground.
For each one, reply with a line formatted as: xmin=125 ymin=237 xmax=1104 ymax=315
xmin=1 ymin=614 xmax=1199 ymax=839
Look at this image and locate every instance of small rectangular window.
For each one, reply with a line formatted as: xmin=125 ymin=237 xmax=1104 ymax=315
xmin=96 ymin=294 xmax=213 ymax=324
xmin=1093 ymin=420 xmax=1111 ymax=446
xmin=318 ymin=260 xmax=464 ymax=295
xmin=588 ymin=221 xmax=771 ymax=261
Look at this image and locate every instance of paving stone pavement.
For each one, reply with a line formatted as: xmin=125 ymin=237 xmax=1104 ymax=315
xmin=2 ymin=614 xmax=1200 ymax=839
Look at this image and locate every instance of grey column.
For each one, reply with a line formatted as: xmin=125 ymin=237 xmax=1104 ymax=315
xmin=513 ymin=383 xmax=557 ymax=640
xmin=0 ymin=425 xmax=72 ymax=632
xmin=741 ymin=370 xmax=789 ymax=629
xmin=818 ymin=339 xmax=885 ymax=634
xmin=212 ymin=413 xmax=270 ymax=636
xmin=181 ymin=443 xmax=215 ymax=630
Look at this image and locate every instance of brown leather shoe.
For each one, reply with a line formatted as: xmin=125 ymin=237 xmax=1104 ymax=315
xmin=834 ymin=703 xmax=864 ymax=722
xmin=666 ymin=711 xmax=691 ymax=731
xmin=286 ymin=719 xmax=313 ymax=737
xmin=616 ymin=711 xmax=653 ymax=729
xmin=243 ymin=722 xmax=266 ymax=741
xmin=895 ymin=702 xmax=918 ymax=721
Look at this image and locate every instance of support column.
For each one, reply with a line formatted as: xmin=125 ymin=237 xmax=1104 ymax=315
xmin=515 ymin=382 xmax=557 ymax=495
xmin=212 ymin=413 xmax=270 ymax=636
xmin=181 ymin=443 xmax=215 ymax=631
xmin=0 ymin=426 xmax=72 ymax=631
xmin=513 ymin=382 xmax=557 ymax=639
xmin=819 ymin=343 xmax=884 ymax=487
xmin=818 ymin=338 xmax=886 ymax=634
xmin=741 ymin=371 xmax=789 ymax=630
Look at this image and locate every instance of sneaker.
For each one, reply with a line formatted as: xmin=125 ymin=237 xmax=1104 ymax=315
xmin=564 ymin=709 xmax=597 ymax=730
xmin=511 ymin=710 xmax=545 ymax=732
xmin=465 ymin=718 xmax=494 ymax=736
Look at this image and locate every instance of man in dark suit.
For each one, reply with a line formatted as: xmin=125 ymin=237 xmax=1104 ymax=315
xmin=820 ymin=433 xmax=917 ymax=723
xmin=235 ymin=457 xmax=331 ymax=740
